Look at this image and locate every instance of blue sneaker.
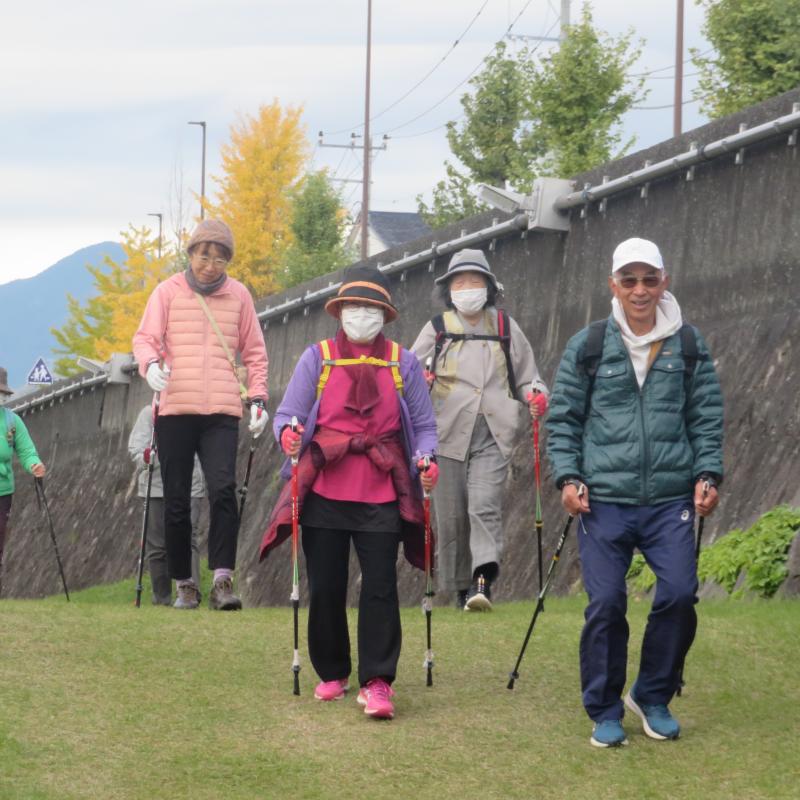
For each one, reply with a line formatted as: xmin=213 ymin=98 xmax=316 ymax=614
xmin=590 ymin=719 xmax=628 ymax=748
xmin=625 ymin=686 xmax=680 ymax=740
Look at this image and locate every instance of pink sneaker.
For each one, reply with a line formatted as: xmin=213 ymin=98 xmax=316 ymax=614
xmin=357 ymin=678 xmax=395 ymax=719
xmin=314 ymin=679 xmax=349 ymax=701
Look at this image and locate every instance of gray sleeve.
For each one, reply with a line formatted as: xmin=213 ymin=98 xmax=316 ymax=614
xmin=127 ymin=407 xmax=152 ymax=469
xmin=409 ymin=321 xmax=437 ymax=368
xmin=509 ymin=317 xmax=548 ymax=401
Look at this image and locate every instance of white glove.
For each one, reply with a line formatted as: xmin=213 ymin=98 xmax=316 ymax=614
xmin=249 ymin=402 xmax=269 ymax=438
xmin=146 ymin=362 xmax=170 ymax=392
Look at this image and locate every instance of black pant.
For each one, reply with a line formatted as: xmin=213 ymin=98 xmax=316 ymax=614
xmin=156 ymin=413 xmax=239 ymax=578
xmin=0 ymin=494 xmax=12 ymax=583
xmin=302 ymin=525 xmax=401 ymax=687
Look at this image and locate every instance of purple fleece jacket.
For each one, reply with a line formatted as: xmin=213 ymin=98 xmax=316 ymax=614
xmin=273 ymin=341 xmax=438 ymax=485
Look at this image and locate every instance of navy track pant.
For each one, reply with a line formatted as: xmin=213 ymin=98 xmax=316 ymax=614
xmin=577 ymin=498 xmax=698 ymax=722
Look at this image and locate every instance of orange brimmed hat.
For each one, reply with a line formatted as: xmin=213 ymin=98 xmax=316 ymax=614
xmin=324 ymin=265 xmax=398 ymax=323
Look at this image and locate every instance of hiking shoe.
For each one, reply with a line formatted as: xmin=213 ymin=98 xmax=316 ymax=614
xmin=357 ymin=678 xmax=395 ymax=719
xmin=464 ymin=575 xmax=492 ymax=611
xmin=209 ymin=577 xmax=243 ymax=611
xmin=173 ymin=580 xmax=201 ymax=610
xmin=590 ymin=719 xmax=629 ymax=748
xmin=625 ymin=686 xmax=680 ymax=740
xmin=314 ymin=679 xmax=350 ymax=701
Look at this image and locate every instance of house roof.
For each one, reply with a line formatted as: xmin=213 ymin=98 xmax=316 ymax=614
xmin=367 ymin=211 xmax=431 ymax=249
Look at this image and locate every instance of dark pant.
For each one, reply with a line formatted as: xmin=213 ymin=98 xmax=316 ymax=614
xmin=156 ymin=414 xmax=239 ymax=578
xmin=577 ymin=499 xmax=698 ymax=722
xmin=0 ymin=493 xmax=12 ymax=591
xmin=302 ymin=526 xmax=401 ymax=687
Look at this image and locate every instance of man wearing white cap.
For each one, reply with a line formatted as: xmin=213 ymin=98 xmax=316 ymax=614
xmin=546 ymin=237 xmax=723 ymax=748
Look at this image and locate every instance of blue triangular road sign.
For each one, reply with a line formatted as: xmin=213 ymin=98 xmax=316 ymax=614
xmin=27 ymin=357 xmax=54 ymax=385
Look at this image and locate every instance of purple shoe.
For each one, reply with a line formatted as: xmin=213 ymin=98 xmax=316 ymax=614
xmin=314 ymin=679 xmax=349 ymax=701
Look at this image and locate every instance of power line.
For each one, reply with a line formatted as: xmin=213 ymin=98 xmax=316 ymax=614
xmin=629 ymin=47 xmax=713 ymax=78
xmin=631 ymin=93 xmax=711 ymax=111
xmin=326 ymin=0 xmax=491 ymax=136
xmin=380 ymin=8 xmax=559 ymax=137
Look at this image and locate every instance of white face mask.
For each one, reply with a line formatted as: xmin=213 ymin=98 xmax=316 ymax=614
xmin=340 ymin=305 xmax=385 ymax=343
xmin=451 ymin=287 xmax=488 ymax=315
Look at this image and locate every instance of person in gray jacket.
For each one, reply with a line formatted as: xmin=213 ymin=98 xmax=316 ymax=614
xmin=411 ymin=248 xmax=548 ymax=610
xmin=128 ymin=404 xmax=204 ymax=606
xmin=546 ymin=238 xmax=723 ymax=748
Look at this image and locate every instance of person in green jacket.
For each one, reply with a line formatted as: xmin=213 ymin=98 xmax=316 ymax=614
xmin=0 ymin=368 xmax=46 ymax=596
xmin=546 ymin=238 xmax=723 ymax=749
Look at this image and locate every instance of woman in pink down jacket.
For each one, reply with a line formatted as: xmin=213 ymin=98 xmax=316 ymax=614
xmin=133 ymin=219 xmax=268 ymax=611
xmin=260 ymin=265 xmax=438 ymax=720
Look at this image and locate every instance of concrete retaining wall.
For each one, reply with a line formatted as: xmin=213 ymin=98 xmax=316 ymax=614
xmin=4 ymin=88 xmax=799 ymax=605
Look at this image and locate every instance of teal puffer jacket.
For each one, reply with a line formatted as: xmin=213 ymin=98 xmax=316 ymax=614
xmin=1 ymin=409 xmax=42 ymax=496
xmin=546 ymin=318 xmax=723 ymax=505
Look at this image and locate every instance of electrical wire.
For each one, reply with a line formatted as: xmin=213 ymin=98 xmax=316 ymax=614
xmin=631 ymin=93 xmax=711 ymax=111
xmin=380 ymin=9 xmax=559 ymax=137
xmin=629 ymin=48 xmax=713 ymax=78
xmin=326 ymin=0 xmax=491 ymax=136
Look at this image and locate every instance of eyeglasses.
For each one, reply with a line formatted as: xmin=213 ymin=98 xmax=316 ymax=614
xmin=614 ymin=274 xmax=662 ymax=289
xmin=195 ymin=255 xmax=229 ymax=269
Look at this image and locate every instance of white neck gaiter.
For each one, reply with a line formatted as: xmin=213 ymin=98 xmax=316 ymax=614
xmin=451 ymin=288 xmax=487 ymax=315
xmin=612 ymin=290 xmax=683 ymax=387
xmin=340 ymin=305 xmax=385 ymax=344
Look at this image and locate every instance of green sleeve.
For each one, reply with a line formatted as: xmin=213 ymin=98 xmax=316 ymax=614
xmin=10 ymin=414 xmax=42 ymax=473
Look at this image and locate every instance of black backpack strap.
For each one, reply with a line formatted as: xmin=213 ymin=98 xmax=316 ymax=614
xmin=679 ymin=323 xmax=706 ymax=396
xmin=430 ymin=314 xmax=447 ymax=374
xmin=497 ymin=309 xmax=517 ymax=397
xmin=578 ymin=319 xmax=609 ymax=416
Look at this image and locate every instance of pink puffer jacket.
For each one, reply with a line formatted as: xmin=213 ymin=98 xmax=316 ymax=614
xmin=133 ymin=272 xmax=268 ymax=417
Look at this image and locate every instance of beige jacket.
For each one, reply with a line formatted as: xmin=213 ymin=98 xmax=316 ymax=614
xmin=410 ymin=308 xmax=547 ymax=461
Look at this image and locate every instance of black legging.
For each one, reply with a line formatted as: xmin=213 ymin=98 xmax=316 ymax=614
xmin=156 ymin=413 xmax=239 ymax=578
xmin=302 ymin=525 xmax=401 ymax=687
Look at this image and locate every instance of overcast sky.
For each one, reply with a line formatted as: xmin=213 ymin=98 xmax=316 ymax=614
xmin=0 ymin=0 xmax=711 ymax=285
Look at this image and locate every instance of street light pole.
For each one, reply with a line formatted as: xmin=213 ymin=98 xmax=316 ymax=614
xmin=147 ymin=213 xmax=163 ymax=259
xmin=188 ymin=120 xmax=207 ymax=219
xmin=674 ymin=0 xmax=684 ymax=137
xmin=361 ymin=0 xmax=372 ymax=262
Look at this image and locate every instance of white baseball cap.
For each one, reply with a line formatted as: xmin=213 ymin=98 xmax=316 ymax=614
xmin=611 ymin=238 xmax=665 ymax=274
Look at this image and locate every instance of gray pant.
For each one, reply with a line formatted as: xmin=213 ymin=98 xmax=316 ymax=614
xmin=433 ymin=415 xmax=510 ymax=593
xmin=146 ymin=497 xmax=201 ymax=605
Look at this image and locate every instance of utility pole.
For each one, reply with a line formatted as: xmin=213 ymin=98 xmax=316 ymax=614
xmin=188 ymin=121 xmax=207 ymax=219
xmin=674 ymin=0 xmax=684 ymax=137
xmin=361 ymin=0 xmax=373 ymax=262
xmin=506 ymin=0 xmax=570 ymax=48
xmin=147 ymin=213 xmax=163 ymax=259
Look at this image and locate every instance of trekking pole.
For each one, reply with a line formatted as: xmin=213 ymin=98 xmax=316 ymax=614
xmin=289 ymin=416 xmax=301 ymax=696
xmin=238 ymin=403 xmax=263 ymax=522
xmin=677 ymin=479 xmax=710 ymax=697
xmin=533 ymin=415 xmax=544 ymax=595
xmin=135 ymin=395 xmax=159 ymax=608
xmin=507 ymin=501 xmax=581 ymax=690
xmin=34 ymin=477 xmax=70 ymax=602
xmin=421 ymin=455 xmax=434 ymax=687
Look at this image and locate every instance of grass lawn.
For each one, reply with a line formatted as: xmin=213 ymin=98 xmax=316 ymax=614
xmin=1 ymin=583 xmax=798 ymax=800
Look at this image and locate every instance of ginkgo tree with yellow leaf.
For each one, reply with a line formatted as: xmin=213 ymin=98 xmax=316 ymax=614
xmin=51 ymin=226 xmax=174 ymax=376
xmin=204 ymin=102 xmax=308 ymax=298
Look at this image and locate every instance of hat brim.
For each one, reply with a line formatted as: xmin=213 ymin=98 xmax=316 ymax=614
xmin=434 ymin=263 xmax=500 ymax=290
xmin=324 ymin=296 xmax=398 ymax=323
xmin=611 ymin=259 xmax=665 ymax=274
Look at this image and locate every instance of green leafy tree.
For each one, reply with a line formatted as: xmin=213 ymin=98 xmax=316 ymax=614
xmin=419 ymin=4 xmax=646 ymax=226
xmin=280 ymin=171 xmax=351 ymax=288
xmin=418 ymin=41 xmax=535 ymax=227
xmin=692 ymin=0 xmax=800 ymax=118
xmin=51 ymin=226 xmax=173 ymax=376
xmin=524 ymin=3 xmax=647 ymax=177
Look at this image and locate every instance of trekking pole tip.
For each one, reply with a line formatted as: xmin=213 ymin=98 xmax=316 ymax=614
xmin=507 ymin=673 xmax=518 ymax=690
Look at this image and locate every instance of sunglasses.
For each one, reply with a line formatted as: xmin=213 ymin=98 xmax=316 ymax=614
xmin=614 ymin=274 xmax=663 ymax=289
